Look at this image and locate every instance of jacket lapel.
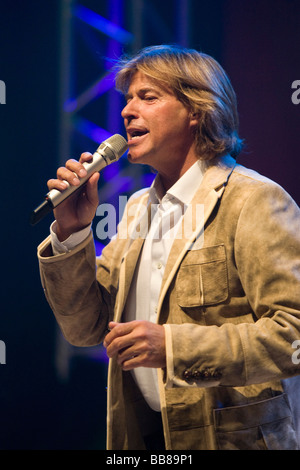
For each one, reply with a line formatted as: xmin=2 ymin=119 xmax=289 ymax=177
xmin=157 ymin=155 xmax=236 ymax=320
xmin=114 ymin=193 xmax=151 ymax=322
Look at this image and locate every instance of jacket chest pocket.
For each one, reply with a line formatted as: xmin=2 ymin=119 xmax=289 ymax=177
xmin=176 ymin=244 xmax=228 ymax=307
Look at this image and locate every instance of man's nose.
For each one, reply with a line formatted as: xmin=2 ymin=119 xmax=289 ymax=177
xmin=121 ymin=99 xmax=139 ymax=120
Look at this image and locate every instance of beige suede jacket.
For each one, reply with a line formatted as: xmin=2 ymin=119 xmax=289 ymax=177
xmin=38 ymin=155 xmax=300 ymax=450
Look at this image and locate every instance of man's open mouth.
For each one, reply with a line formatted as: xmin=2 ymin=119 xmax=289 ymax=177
xmin=127 ymin=128 xmax=149 ymax=141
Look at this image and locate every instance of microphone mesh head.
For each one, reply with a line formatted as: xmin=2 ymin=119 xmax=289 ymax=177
xmin=98 ymin=134 xmax=128 ymax=162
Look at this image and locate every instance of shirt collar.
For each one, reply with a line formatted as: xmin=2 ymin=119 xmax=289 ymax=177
xmin=149 ymin=159 xmax=208 ymax=206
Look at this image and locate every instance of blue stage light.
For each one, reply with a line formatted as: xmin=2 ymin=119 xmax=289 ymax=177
xmin=74 ymin=5 xmax=133 ymax=45
xmin=72 ymin=116 xmax=112 ymax=143
xmin=64 ymin=70 xmax=116 ymax=113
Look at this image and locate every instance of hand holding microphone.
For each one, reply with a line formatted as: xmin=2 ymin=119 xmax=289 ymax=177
xmin=30 ymin=134 xmax=128 ymax=240
xmin=46 ymin=152 xmax=101 ymax=242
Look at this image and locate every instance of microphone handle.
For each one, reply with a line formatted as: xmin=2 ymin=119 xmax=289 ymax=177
xmin=47 ymin=149 xmax=109 ymax=208
xmin=30 ymin=148 xmax=109 ymax=226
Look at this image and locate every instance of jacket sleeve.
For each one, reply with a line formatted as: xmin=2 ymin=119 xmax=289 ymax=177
xmin=37 ymin=188 xmax=150 ymax=347
xmin=38 ymin=231 xmax=117 ymax=346
xmin=165 ymin=182 xmax=300 ymax=388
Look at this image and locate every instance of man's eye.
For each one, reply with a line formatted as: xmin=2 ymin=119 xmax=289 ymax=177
xmin=144 ymin=96 xmax=156 ymax=101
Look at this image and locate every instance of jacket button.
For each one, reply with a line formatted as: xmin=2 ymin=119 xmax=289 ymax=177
xmin=192 ymin=370 xmax=201 ymax=380
xmin=202 ymin=368 xmax=211 ymax=379
xmin=212 ymin=370 xmax=222 ymax=380
xmin=183 ymin=370 xmax=192 ymax=380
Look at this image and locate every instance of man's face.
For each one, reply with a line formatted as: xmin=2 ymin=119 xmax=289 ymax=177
xmin=121 ymin=71 xmax=198 ymax=176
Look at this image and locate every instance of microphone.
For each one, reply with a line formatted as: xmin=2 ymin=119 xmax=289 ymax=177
xmin=30 ymin=134 xmax=128 ymax=226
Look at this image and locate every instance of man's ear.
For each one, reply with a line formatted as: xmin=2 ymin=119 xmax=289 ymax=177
xmin=189 ymin=111 xmax=200 ymax=127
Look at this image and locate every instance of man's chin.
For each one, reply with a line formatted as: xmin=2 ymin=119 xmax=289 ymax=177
xmin=127 ymin=151 xmax=148 ymax=165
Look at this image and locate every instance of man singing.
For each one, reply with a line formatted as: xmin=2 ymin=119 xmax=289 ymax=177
xmin=37 ymin=45 xmax=300 ymax=450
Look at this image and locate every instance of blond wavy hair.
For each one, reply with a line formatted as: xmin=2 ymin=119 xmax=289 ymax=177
xmin=115 ymin=45 xmax=244 ymax=160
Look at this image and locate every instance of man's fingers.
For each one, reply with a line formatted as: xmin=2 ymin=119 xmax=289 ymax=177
xmin=105 ymin=332 xmax=135 ymax=358
xmin=120 ymin=355 xmax=141 ymax=371
xmin=47 ymin=178 xmax=69 ymax=192
xmin=85 ymin=172 xmax=100 ymax=205
xmin=103 ymin=321 xmax=166 ymax=369
xmin=50 ymin=155 xmax=91 ymax=189
xmin=79 ymin=152 xmax=93 ymax=164
xmin=63 ymin=159 xmax=87 ymax=180
xmin=47 ymin=161 xmax=100 ymax=204
xmin=104 ymin=322 xmax=142 ymax=360
xmin=104 ymin=322 xmax=133 ymax=348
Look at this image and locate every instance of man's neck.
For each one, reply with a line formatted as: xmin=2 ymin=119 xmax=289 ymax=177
xmin=158 ymin=155 xmax=199 ymax=192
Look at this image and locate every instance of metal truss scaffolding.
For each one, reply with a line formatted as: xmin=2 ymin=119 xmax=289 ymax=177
xmin=55 ymin=0 xmax=191 ymax=381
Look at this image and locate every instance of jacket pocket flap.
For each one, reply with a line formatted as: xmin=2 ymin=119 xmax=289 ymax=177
xmin=214 ymin=394 xmax=292 ymax=432
xmin=176 ymin=244 xmax=228 ymax=307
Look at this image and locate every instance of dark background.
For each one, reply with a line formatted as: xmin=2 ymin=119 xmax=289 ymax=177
xmin=0 ymin=0 xmax=299 ymax=449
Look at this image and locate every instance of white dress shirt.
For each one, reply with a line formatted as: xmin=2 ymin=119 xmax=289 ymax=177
xmin=123 ymin=160 xmax=205 ymax=411
xmin=50 ymin=159 xmax=206 ymax=411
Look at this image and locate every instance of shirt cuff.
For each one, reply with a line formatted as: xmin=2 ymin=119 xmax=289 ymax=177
xmin=163 ymin=324 xmax=175 ymax=388
xmin=50 ymin=221 xmax=92 ymax=255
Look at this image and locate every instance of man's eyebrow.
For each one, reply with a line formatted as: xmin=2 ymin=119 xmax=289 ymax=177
xmin=125 ymin=87 xmax=162 ymax=101
xmin=139 ymin=87 xmax=161 ymax=94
